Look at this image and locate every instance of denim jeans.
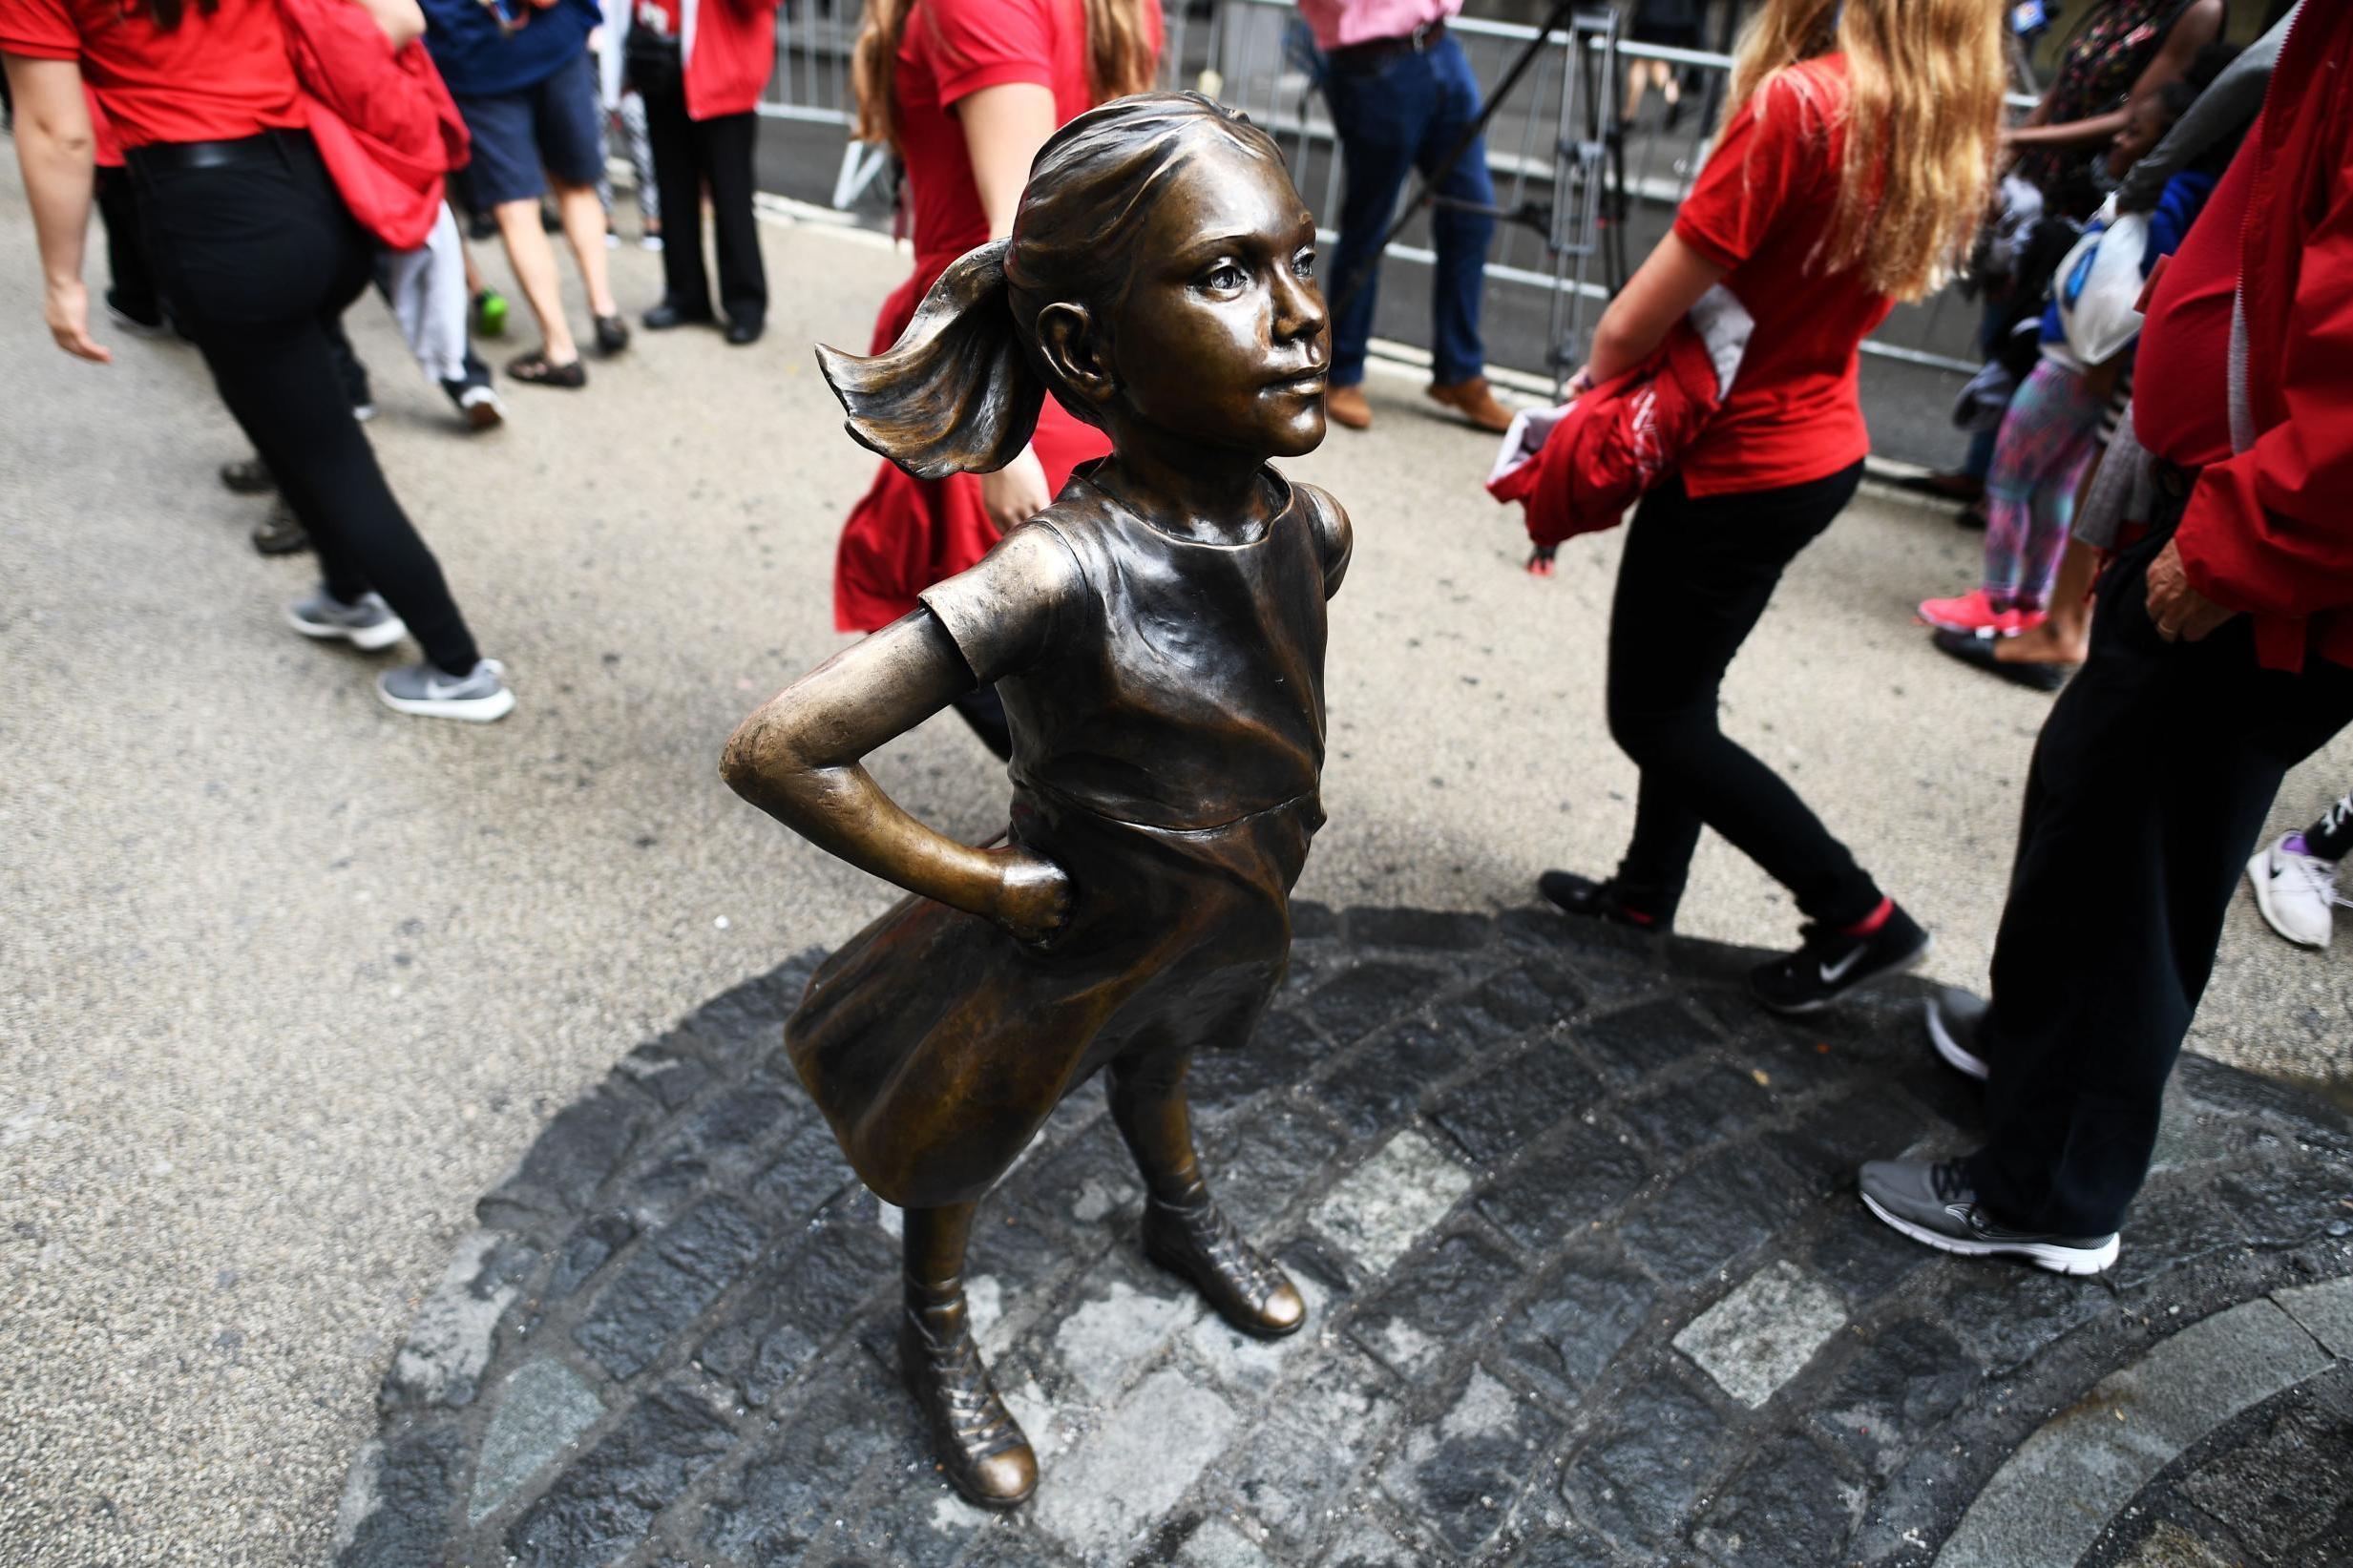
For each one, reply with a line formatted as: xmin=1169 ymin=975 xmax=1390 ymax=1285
xmin=1321 ymin=34 xmax=1495 ymax=387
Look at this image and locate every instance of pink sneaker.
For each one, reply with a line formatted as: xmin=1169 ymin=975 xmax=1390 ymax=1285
xmin=1918 ymin=591 xmax=2050 ymax=637
xmin=1918 ymin=589 xmax=2007 ymax=634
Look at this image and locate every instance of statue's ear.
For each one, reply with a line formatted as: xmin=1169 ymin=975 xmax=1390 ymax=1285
xmin=1035 ymin=303 xmax=1115 ymax=414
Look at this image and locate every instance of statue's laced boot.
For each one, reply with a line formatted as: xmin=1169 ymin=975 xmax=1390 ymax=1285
xmin=1141 ymin=1187 xmax=1306 ymax=1339
xmin=899 ymin=1296 xmax=1038 ymax=1509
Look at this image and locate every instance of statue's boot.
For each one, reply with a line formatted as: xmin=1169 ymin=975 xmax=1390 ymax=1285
xmin=1142 ymin=1183 xmax=1306 ymax=1339
xmin=900 ymin=1296 xmax=1038 ymax=1509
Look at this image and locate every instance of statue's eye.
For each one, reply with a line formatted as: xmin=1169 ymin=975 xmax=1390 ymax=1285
xmin=1202 ymin=261 xmax=1247 ymax=292
xmin=1292 ymin=248 xmax=1317 ymax=279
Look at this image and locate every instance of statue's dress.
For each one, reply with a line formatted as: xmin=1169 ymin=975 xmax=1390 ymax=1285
xmin=786 ymin=466 xmax=1352 ymax=1208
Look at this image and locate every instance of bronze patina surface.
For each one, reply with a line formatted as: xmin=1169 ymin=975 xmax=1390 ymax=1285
xmin=722 ymin=94 xmax=1350 ymax=1508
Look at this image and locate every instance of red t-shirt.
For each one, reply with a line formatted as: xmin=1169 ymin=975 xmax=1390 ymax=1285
xmin=0 ymin=0 xmax=306 ymax=149
xmin=1670 ymin=55 xmax=1892 ymax=498
xmin=893 ymin=0 xmax=1159 ymax=261
xmin=2132 ymin=127 xmax=2249 ymax=473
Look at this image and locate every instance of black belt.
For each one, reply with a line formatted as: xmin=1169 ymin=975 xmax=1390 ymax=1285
xmin=124 ymin=128 xmax=313 ymax=176
xmin=1326 ymin=18 xmax=1447 ymax=72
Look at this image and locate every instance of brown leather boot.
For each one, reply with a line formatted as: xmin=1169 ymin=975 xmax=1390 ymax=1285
xmin=1142 ymin=1189 xmax=1305 ymax=1339
xmin=1426 ymin=375 xmax=1514 ymax=433
xmin=1325 ymin=383 xmax=1373 ymax=429
xmin=900 ymin=1298 xmax=1038 ymax=1509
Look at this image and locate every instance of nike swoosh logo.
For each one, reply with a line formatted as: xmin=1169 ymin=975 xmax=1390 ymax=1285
xmin=1818 ymin=948 xmax=1867 ymax=985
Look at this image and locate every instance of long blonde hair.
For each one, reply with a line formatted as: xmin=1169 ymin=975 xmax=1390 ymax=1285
xmin=852 ymin=0 xmax=1158 ymax=151
xmin=1727 ymin=0 xmax=2005 ymax=301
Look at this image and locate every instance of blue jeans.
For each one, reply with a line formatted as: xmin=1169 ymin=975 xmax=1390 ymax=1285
xmin=1321 ymin=35 xmax=1495 ymax=387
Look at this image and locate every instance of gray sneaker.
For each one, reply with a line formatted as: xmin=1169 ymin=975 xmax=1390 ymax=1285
xmin=1925 ymin=988 xmax=1989 ymax=1081
xmin=377 ymin=659 xmax=515 ymax=722
xmin=1859 ymin=1158 xmax=2118 ymax=1276
xmin=287 ymin=589 xmax=406 ymax=651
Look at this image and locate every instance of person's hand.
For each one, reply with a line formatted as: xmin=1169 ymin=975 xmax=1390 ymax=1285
xmin=990 ymin=847 xmax=1072 ymax=945
xmin=43 ymin=278 xmax=110 ymax=364
xmin=2144 ymin=539 xmax=2237 ymax=642
xmin=979 ymin=445 xmax=1051 ymax=535
xmin=1565 ymin=365 xmax=1597 ymax=397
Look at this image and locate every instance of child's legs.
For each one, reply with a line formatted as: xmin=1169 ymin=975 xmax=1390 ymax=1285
xmin=1107 ymin=1048 xmax=1204 ymax=1204
xmin=1982 ymin=361 xmax=2105 ymax=608
xmin=2015 ymin=437 xmax=2100 ymax=612
xmin=620 ymin=91 xmax=660 ymax=227
xmin=902 ymin=1201 xmax=979 ymax=1303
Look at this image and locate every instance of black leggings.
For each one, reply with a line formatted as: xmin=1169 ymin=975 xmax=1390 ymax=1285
xmin=129 ymin=135 xmax=479 ymax=675
xmin=1605 ymin=461 xmax=1881 ymax=928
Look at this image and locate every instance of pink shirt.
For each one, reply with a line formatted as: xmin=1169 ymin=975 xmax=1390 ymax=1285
xmin=1298 ymin=0 xmax=1460 ymax=52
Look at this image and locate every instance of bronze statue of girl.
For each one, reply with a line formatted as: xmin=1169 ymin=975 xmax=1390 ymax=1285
xmin=722 ymin=93 xmax=1350 ymax=1509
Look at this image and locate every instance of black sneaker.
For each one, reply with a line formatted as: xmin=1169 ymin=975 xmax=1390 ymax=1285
xmin=1536 ymin=869 xmax=1670 ymax=932
xmin=1925 ymin=987 xmax=1989 ymax=1080
xmin=1859 ymin=1159 xmax=2118 ymax=1275
xmin=251 ymin=499 xmax=311 ymax=556
xmin=1748 ymin=904 xmax=1930 ymax=1014
xmin=440 ymin=353 xmax=505 ymax=430
xmin=220 ymin=455 xmax=276 ymax=495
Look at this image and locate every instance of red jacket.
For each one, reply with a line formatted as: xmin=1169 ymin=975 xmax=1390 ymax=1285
xmin=1489 ymin=288 xmax=1753 ymax=554
xmin=282 ymin=0 xmax=469 ymax=250
xmin=2172 ymin=0 xmax=2353 ymax=671
xmin=684 ymin=0 xmax=782 ymax=120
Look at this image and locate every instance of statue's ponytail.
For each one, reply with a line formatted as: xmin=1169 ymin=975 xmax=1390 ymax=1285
xmin=814 ymin=240 xmax=1044 ymax=480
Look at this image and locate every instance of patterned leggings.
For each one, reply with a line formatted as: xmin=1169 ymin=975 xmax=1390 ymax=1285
xmin=1983 ymin=357 xmax=2107 ymax=612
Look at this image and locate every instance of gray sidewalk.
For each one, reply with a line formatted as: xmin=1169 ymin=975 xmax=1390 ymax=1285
xmin=1 ymin=155 xmax=2348 ymax=1566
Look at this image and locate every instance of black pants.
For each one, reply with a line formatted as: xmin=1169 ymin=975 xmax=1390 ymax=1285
xmin=641 ymin=84 xmax=765 ymax=326
xmin=1605 ymin=461 xmax=1882 ymax=927
xmin=130 ymin=135 xmax=479 ymax=675
xmin=1967 ymin=498 xmax=2353 ymax=1237
xmin=95 ymin=165 xmax=161 ymax=326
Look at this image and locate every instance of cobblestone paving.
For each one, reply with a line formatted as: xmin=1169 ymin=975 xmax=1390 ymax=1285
xmin=335 ymin=906 xmax=2353 ymax=1567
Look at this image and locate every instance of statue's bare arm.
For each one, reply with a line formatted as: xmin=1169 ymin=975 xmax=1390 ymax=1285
xmin=721 ymin=611 xmax=1070 ymax=942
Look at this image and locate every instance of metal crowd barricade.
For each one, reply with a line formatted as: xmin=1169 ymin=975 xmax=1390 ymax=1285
xmin=752 ymin=0 xmax=2016 ymax=385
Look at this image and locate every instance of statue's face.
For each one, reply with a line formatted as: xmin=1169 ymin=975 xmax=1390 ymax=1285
xmin=1109 ymin=141 xmax=1330 ymax=459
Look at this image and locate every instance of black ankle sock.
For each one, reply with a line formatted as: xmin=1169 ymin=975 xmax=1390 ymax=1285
xmin=2305 ymin=795 xmax=2353 ymax=862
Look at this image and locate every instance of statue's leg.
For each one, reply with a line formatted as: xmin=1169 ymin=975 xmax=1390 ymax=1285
xmin=1109 ymin=1052 xmax=1306 ymax=1339
xmin=900 ymin=1202 xmax=1038 ymax=1508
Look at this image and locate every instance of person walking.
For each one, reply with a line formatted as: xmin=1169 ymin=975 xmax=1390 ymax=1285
xmin=629 ymin=0 xmax=779 ymax=344
xmin=1535 ymin=0 xmax=2006 ymax=1014
xmin=421 ymin=0 xmax=629 ymax=387
xmin=1918 ymin=78 xmax=2222 ymax=690
xmin=830 ymin=0 xmax=1158 ymax=757
xmin=1302 ymin=0 xmax=1510 ymax=434
xmin=3 ymin=0 xmax=515 ymax=720
xmin=1861 ymin=0 xmax=2353 ymax=1276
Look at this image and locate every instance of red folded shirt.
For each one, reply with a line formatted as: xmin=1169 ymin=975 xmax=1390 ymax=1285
xmin=1489 ymin=287 xmax=1754 ymax=564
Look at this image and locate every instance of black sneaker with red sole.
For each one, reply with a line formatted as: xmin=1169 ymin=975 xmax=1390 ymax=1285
xmin=1749 ymin=905 xmax=1931 ymax=1014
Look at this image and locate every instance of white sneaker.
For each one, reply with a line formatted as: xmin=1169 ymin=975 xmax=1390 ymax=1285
xmin=377 ymin=658 xmax=515 ymax=722
xmin=287 ymin=589 xmax=407 ymax=651
xmin=2247 ymin=833 xmax=2340 ymax=949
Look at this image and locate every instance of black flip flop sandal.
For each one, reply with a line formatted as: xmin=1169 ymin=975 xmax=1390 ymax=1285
xmin=1931 ymin=627 xmax=2071 ymax=692
xmin=507 ymin=349 xmax=586 ymax=389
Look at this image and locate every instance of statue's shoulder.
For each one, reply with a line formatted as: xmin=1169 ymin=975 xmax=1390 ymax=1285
xmin=1286 ymin=476 xmax=1353 ymax=593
